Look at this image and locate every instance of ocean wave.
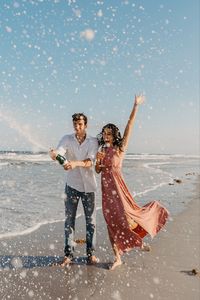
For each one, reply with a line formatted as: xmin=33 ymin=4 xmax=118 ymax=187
xmin=0 ymin=219 xmax=64 ymax=240
xmin=125 ymin=154 xmax=200 ymax=160
xmin=0 ymin=151 xmax=199 ymax=163
xmin=0 ymin=152 xmax=51 ymax=163
xmin=0 ymin=208 xmax=102 ymax=240
xmin=134 ymin=181 xmax=170 ymax=197
xmin=0 ymin=162 xmax=10 ymax=168
xmin=143 ymin=161 xmax=173 ymax=176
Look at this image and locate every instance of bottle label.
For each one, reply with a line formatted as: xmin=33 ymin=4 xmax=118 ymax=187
xmin=56 ymin=154 xmax=67 ymax=165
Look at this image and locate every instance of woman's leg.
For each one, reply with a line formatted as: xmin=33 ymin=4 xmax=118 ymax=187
xmin=107 ymin=228 xmax=122 ymax=270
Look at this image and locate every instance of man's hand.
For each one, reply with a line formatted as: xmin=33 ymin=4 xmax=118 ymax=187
xmin=63 ymin=161 xmax=77 ymax=170
xmin=49 ymin=149 xmax=57 ymax=160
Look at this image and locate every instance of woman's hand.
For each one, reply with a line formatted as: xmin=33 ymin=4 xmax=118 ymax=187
xmin=135 ymin=94 xmax=145 ymax=105
xmin=96 ymin=151 xmax=105 ymax=163
xmin=95 ymin=152 xmax=105 ymax=173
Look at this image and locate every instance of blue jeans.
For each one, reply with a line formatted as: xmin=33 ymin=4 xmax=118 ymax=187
xmin=64 ymin=185 xmax=96 ymax=258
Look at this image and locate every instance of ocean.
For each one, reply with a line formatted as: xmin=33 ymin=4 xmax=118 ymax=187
xmin=0 ymin=151 xmax=199 ymax=240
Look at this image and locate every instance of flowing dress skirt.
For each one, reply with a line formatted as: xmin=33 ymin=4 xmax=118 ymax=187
xmin=101 ymin=148 xmax=169 ymax=254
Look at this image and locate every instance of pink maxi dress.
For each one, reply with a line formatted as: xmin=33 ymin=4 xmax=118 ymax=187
xmin=101 ymin=147 xmax=169 ymax=254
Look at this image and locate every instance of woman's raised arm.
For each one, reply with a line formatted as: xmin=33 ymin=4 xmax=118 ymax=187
xmin=121 ymin=94 xmax=144 ymax=152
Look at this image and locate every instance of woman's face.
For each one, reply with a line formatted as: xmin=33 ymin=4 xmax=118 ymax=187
xmin=102 ymin=128 xmax=114 ymax=145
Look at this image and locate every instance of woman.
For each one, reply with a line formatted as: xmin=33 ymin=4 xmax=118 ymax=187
xmin=95 ymin=95 xmax=169 ymax=270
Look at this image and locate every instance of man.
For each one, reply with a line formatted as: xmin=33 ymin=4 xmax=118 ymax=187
xmin=50 ymin=113 xmax=98 ymax=266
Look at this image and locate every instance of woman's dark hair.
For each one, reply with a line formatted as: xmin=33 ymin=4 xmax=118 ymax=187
xmin=97 ymin=123 xmax=123 ymax=150
xmin=72 ymin=113 xmax=87 ymax=125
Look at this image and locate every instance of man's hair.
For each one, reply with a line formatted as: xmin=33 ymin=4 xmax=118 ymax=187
xmin=72 ymin=113 xmax=88 ymax=125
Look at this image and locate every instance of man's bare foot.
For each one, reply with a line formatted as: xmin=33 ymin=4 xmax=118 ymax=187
xmin=109 ymin=259 xmax=122 ymax=270
xmin=141 ymin=243 xmax=151 ymax=252
xmin=59 ymin=256 xmax=72 ymax=267
xmin=87 ymin=255 xmax=99 ymax=264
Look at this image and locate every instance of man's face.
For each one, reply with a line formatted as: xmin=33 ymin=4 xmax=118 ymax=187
xmin=73 ymin=119 xmax=87 ymax=135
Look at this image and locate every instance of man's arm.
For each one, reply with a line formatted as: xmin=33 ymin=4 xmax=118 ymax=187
xmin=63 ymin=159 xmax=92 ymax=170
xmin=64 ymin=138 xmax=98 ymax=170
xmin=49 ymin=135 xmax=68 ymax=160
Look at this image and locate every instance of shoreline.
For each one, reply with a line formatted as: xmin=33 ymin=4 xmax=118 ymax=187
xmin=0 ymin=177 xmax=200 ymax=299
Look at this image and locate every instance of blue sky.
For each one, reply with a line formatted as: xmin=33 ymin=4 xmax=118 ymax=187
xmin=0 ymin=0 xmax=199 ymax=154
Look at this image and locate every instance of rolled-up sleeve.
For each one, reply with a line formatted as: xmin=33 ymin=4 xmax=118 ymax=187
xmin=56 ymin=135 xmax=68 ymax=156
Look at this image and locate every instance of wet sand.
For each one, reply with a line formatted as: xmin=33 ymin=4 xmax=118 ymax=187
xmin=0 ymin=178 xmax=200 ymax=300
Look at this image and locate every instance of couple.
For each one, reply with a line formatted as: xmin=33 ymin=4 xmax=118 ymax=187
xmin=50 ymin=95 xmax=169 ymax=270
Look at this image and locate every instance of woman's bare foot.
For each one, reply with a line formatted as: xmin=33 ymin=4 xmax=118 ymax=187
xmin=141 ymin=243 xmax=151 ymax=252
xmin=109 ymin=259 xmax=122 ymax=270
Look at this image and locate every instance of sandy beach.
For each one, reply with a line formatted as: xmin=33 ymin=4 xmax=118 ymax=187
xmin=0 ymin=176 xmax=200 ymax=300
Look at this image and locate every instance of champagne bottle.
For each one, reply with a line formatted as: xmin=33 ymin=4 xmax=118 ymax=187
xmin=56 ymin=154 xmax=67 ymax=165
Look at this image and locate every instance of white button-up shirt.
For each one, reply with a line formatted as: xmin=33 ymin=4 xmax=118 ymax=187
xmin=56 ymin=133 xmax=98 ymax=193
